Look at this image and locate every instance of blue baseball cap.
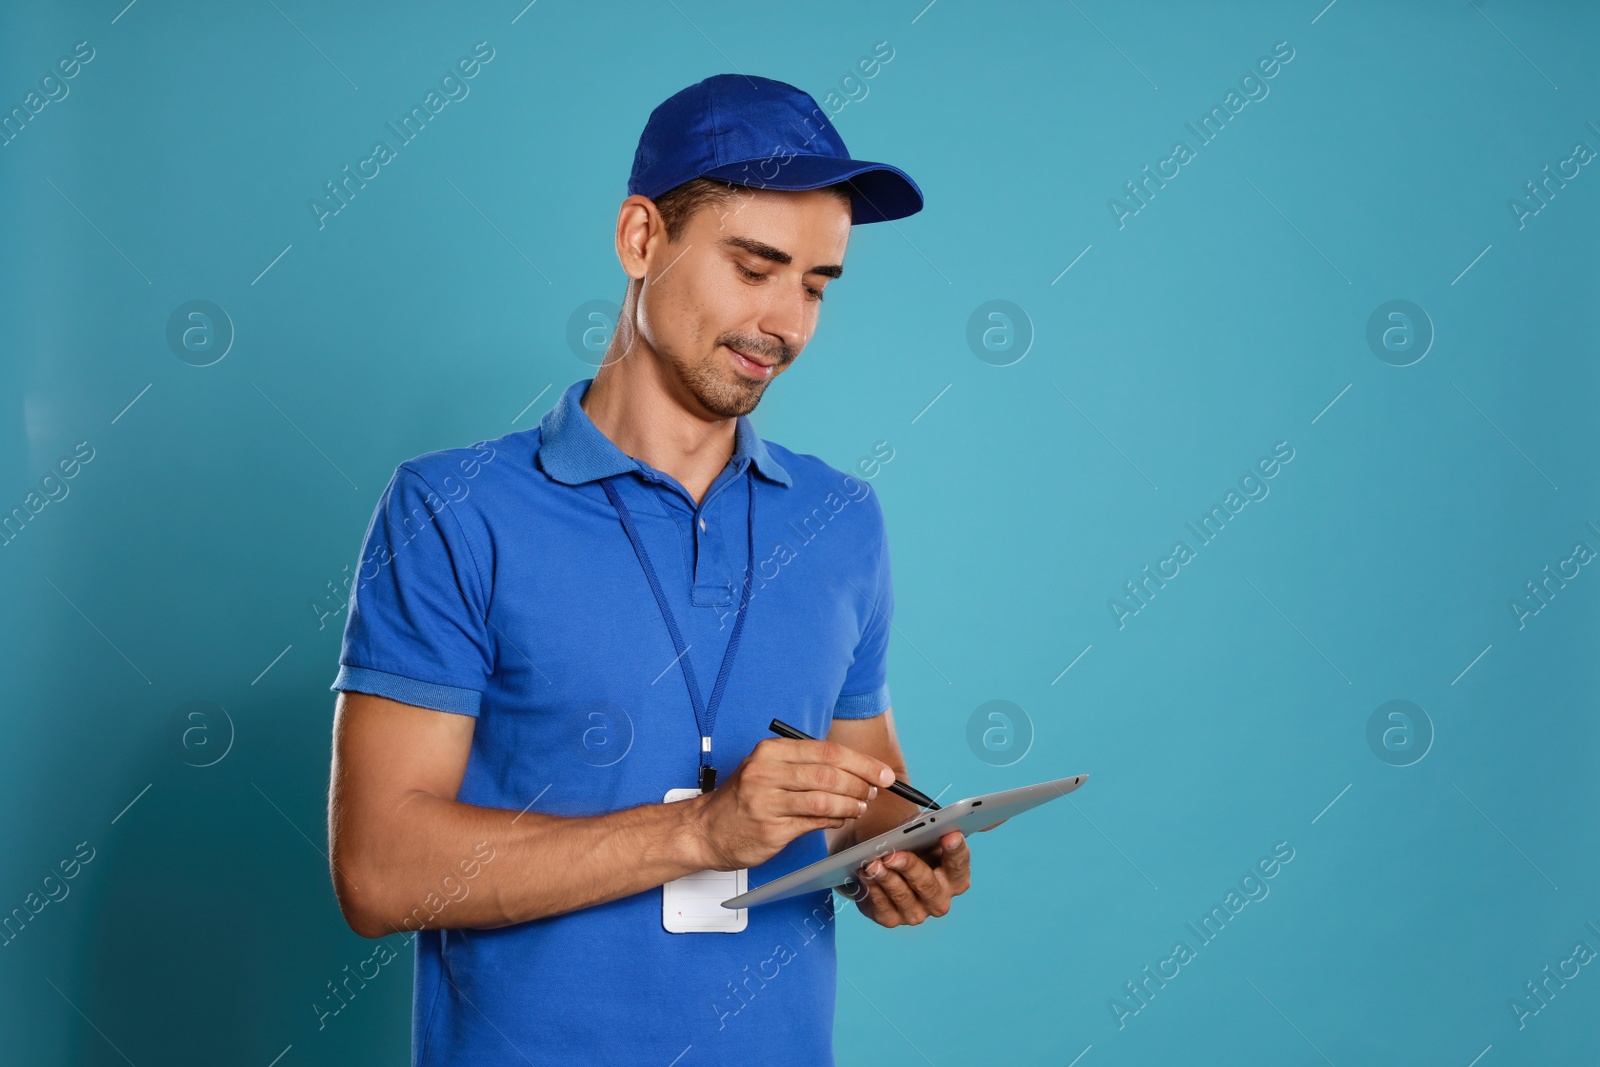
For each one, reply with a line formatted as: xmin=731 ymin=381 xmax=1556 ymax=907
xmin=628 ymin=73 xmax=924 ymax=225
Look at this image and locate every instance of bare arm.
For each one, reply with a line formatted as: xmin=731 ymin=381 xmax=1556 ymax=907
xmin=826 ymin=707 xmax=976 ymax=928
xmin=328 ymin=690 xmax=894 ymax=938
xmin=824 ymin=707 xmax=921 ymax=852
xmin=328 ymin=691 xmax=712 ymax=937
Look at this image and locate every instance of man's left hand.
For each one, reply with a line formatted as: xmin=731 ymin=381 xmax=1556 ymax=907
xmin=840 ymin=830 xmax=970 ymax=927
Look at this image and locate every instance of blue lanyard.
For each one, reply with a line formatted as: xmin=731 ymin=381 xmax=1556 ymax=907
xmin=600 ymin=468 xmax=756 ymax=793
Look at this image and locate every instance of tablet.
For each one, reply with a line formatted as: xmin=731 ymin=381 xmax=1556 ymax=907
xmin=721 ymin=773 xmax=1088 ymax=909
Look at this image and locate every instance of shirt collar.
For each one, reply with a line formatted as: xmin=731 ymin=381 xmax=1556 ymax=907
xmin=536 ymin=377 xmax=792 ymax=488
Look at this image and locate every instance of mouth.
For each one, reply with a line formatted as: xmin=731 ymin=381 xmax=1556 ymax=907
xmin=725 ymin=344 xmax=778 ymax=380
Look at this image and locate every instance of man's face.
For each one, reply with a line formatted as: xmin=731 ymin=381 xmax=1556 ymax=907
xmin=634 ymin=187 xmax=851 ymax=419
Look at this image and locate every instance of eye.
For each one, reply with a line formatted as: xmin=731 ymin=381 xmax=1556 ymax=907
xmin=736 ymin=263 xmax=824 ymax=303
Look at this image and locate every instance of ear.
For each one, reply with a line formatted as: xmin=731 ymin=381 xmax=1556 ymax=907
xmin=615 ymin=195 xmax=663 ymax=282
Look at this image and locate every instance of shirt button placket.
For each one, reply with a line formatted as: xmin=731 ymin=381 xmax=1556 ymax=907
xmin=690 ymin=490 xmax=734 ymax=605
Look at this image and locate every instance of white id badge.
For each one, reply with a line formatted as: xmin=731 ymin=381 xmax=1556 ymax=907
xmin=662 ymin=787 xmax=748 ymax=933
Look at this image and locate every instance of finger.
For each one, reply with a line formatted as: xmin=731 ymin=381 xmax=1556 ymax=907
xmin=769 ymin=737 xmax=896 ymax=793
xmin=939 ymin=832 xmax=971 ymax=891
xmin=874 ymin=868 xmax=929 ymax=924
xmin=782 ymin=760 xmax=877 ymax=802
xmin=865 ymin=857 xmax=928 ymax=924
xmin=861 ymin=841 xmax=898 ymax=873
xmin=859 ymin=874 xmax=899 ymax=926
xmin=835 ymin=877 xmax=869 ymax=903
xmin=885 ymin=849 xmax=949 ymax=909
xmin=779 ymin=790 xmax=870 ymax=822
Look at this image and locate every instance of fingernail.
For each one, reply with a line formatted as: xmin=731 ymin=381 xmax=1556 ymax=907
xmin=948 ymin=836 xmax=964 ymax=849
xmin=868 ymin=786 xmax=878 ymax=800
xmin=879 ymin=767 xmax=895 ymax=787
xmin=857 ymin=800 xmax=867 ymax=815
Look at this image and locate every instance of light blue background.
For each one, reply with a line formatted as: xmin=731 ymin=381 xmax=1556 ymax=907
xmin=2 ymin=1 xmax=1597 ymax=1064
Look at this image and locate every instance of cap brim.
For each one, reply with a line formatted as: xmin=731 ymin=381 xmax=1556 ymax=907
xmin=700 ymin=154 xmax=923 ymax=225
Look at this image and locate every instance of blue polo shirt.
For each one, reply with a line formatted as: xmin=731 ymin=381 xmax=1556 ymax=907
xmin=331 ymin=376 xmax=894 ymax=1066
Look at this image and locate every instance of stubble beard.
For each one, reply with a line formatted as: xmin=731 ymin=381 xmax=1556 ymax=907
xmin=676 ymin=346 xmax=772 ymax=419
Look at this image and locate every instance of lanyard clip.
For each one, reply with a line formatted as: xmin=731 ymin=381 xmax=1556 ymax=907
xmin=699 ymin=737 xmax=716 ymax=792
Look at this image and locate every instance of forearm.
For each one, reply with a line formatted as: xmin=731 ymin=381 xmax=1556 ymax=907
xmin=826 ymin=789 xmax=919 ymax=853
xmin=335 ymin=791 xmax=713 ymax=936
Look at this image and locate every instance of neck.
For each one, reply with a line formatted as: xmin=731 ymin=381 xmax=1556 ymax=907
xmin=581 ymin=351 xmax=736 ymax=507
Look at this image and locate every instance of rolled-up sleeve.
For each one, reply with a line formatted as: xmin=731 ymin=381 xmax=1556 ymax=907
xmin=330 ymin=464 xmax=493 ymax=716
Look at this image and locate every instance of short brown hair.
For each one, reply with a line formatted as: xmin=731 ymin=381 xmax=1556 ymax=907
xmin=650 ymin=176 xmax=854 ymax=243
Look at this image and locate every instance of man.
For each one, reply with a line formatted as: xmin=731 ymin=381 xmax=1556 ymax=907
xmin=327 ymin=73 xmax=973 ymax=1066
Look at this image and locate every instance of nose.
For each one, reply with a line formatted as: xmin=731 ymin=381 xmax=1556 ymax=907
xmin=756 ymin=283 xmax=812 ymax=357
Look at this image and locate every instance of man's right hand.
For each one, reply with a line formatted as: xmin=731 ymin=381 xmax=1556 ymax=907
xmin=682 ymin=738 xmax=896 ymax=871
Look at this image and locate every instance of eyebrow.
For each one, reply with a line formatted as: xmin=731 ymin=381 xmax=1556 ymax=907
xmin=719 ymin=235 xmax=843 ymax=279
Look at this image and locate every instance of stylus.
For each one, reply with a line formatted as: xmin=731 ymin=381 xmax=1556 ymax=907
xmin=768 ymin=718 xmax=942 ymax=811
